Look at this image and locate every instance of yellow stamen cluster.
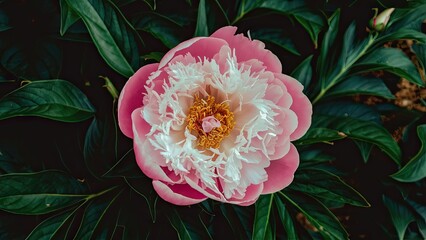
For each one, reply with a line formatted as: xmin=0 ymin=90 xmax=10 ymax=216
xmin=186 ymin=95 xmax=235 ymax=149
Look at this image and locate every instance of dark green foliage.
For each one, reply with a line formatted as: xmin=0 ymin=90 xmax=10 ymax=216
xmin=0 ymin=0 xmax=425 ymax=239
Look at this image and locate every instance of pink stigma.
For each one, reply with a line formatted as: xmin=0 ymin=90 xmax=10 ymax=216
xmin=201 ymin=116 xmax=221 ymax=133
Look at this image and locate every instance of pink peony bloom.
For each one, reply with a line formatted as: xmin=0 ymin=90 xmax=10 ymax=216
xmin=118 ymin=26 xmax=312 ymax=206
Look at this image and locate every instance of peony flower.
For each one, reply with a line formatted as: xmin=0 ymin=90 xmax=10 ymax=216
xmin=118 ymin=26 xmax=312 ymax=206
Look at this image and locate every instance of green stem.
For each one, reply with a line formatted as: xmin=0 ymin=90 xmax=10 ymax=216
xmin=86 ymin=186 xmax=118 ymax=200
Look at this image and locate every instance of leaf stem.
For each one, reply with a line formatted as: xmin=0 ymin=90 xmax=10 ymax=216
xmin=86 ymin=186 xmax=119 ymax=200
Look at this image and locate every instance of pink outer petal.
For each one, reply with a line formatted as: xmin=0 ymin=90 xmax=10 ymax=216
xmin=211 ymin=26 xmax=282 ymax=73
xmin=118 ymin=63 xmax=159 ymax=139
xmin=152 ymin=180 xmax=207 ymax=206
xmin=230 ymin=183 xmax=263 ymax=206
xmin=159 ymin=37 xmax=228 ymax=69
xmin=132 ymin=108 xmax=180 ymax=184
xmin=275 ymin=73 xmax=313 ymax=141
xmin=262 ymin=144 xmax=299 ymax=194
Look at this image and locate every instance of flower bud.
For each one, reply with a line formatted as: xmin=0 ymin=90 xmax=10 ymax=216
xmin=369 ymin=8 xmax=395 ymax=31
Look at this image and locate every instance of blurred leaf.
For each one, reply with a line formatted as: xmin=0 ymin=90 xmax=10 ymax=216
xmin=280 ymin=191 xmax=348 ymax=240
xmin=407 ymin=198 xmax=426 ymax=223
xmin=84 ymin=112 xmax=117 ymax=178
xmin=291 ymin=55 xmax=313 ymax=90
xmin=250 ymin=29 xmax=300 ymax=55
xmin=0 ymin=9 xmax=12 ymax=32
xmin=355 ymin=47 xmax=423 ymax=86
xmin=133 ymin=13 xmax=185 ymax=49
xmin=194 ymin=0 xmax=208 ymax=37
xmin=0 ymin=148 xmax=31 ymax=173
xmin=354 ymin=140 xmax=373 ymax=163
xmin=124 ymin=177 xmax=158 ymax=221
xmin=324 ymin=76 xmax=394 ymax=99
xmin=143 ymin=0 xmax=156 ymax=10
xmin=74 ymin=190 xmax=121 ymax=240
xmin=0 ymin=170 xmax=87 ymax=215
xmin=253 ymin=194 xmax=273 ymax=240
xmin=220 ymin=204 xmax=252 ymax=239
xmin=383 ymin=195 xmax=416 ymax=240
xmin=391 ymin=125 xmax=426 ymax=182
xmin=295 ymin=127 xmax=346 ymax=145
xmin=235 ymin=0 xmax=324 ymax=46
xmin=59 ymin=0 xmax=80 ymax=36
xmin=274 ymin=196 xmax=296 ymax=239
xmin=64 ymin=0 xmax=139 ymax=77
xmin=117 ymin=191 xmax=151 ymax=240
xmin=103 ymin=149 xmax=143 ymax=178
xmin=290 ymin=169 xmax=370 ymax=207
xmin=1 ymin=40 xmax=61 ymax=80
xmin=0 ymin=80 xmax=95 ymax=122
xmin=314 ymin=115 xmax=401 ymax=165
xmin=26 ymin=205 xmax=80 ymax=240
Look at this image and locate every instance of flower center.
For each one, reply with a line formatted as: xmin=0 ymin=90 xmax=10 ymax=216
xmin=186 ymin=95 xmax=235 ymax=149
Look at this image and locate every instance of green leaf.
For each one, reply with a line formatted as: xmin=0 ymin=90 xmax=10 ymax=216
xmin=317 ymin=10 xmax=340 ymax=76
xmin=59 ymin=0 xmax=81 ymax=36
xmin=0 ymin=80 xmax=95 ymax=122
xmin=355 ymin=47 xmax=424 ymax=86
xmin=74 ymin=190 xmax=121 ymax=240
xmin=26 ymin=205 xmax=81 ymax=240
xmin=64 ymin=0 xmax=139 ymax=77
xmin=412 ymin=43 xmax=426 ymax=81
xmin=315 ymin=102 xmax=381 ymax=123
xmin=383 ymin=195 xmax=416 ymax=240
xmin=313 ymin=28 xmax=376 ymax=104
xmin=1 ymin=40 xmax=62 ymax=80
xmin=386 ymin=4 xmax=426 ymax=32
xmin=274 ymin=196 xmax=296 ymax=239
xmin=391 ymin=125 xmax=426 ymax=182
xmin=250 ymin=29 xmax=300 ymax=55
xmin=290 ymin=169 xmax=370 ymax=207
xmin=324 ymin=76 xmax=394 ymax=99
xmin=194 ymin=0 xmax=208 ymax=37
xmin=291 ymin=55 xmax=313 ymax=90
xmin=313 ymin=115 xmax=401 ymax=165
xmin=376 ymin=29 xmax=426 ymax=46
xmin=0 ymin=170 xmax=88 ymax=215
xmin=253 ymin=194 xmax=274 ymax=240
xmin=133 ymin=13 xmax=185 ymax=49
xmin=295 ymin=127 xmax=346 ymax=145
xmin=168 ymin=209 xmax=193 ymax=240
xmin=299 ymin=150 xmax=334 ymax=168
xmin=279 ymin=191 xmax=348 ymax=240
